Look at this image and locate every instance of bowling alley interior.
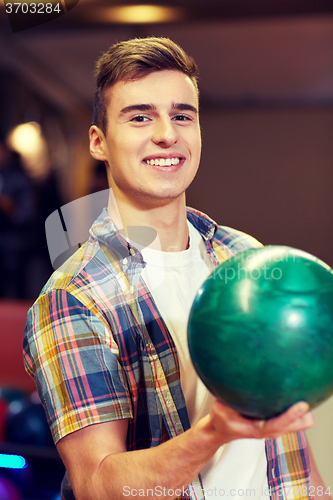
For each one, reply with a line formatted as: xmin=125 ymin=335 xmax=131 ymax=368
xmin=0 ymin=0 xmax=333 ymax=498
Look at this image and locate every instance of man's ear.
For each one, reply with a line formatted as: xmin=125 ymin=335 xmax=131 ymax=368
xmin=89 ymin=125 xmax=108 ymax=161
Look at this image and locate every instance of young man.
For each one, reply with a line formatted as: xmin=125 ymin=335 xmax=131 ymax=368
xmin=24 ymin=37 xmax=326 ymax=500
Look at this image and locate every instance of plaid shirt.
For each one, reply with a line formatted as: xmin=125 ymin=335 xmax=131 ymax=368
xmin=23 ymin=207 xmax=311 ymax=500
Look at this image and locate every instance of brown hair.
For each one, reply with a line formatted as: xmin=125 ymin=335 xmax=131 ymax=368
xmin=93 ymin=37 xmax=198 ymax=134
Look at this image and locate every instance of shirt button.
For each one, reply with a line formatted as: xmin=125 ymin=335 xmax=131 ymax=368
xmin=123 ymin=258 xmax=128 ymax=265
xmin=129 ymin=248 xmax=135 ymax=256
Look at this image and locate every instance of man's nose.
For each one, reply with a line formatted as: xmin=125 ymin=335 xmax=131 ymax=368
xmin=152 ymin=116 xmax=177 ymax=148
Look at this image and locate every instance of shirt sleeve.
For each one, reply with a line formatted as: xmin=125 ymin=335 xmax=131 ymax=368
xmin=23 ymin=288 xmax=133 ymax=444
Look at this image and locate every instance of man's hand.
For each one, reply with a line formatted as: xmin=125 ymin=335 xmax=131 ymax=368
xmin=208 ymin=400 xmax=315 ymax=442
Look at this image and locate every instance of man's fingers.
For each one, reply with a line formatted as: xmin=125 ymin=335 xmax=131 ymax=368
xmin=272 ymin=401 xmax=310 ymax=425
xmin=211 ymin=400 xmax=315 ymax=442
xmin=259 ymin=401 xmax=315 ymax=437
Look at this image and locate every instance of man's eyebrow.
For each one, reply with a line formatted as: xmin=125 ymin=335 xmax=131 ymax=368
xmin=119 ymin=103 xmax=198 ymax=115
xmin=119 ymin=104 xmax=156 ymax=115
xmin=172 ymin=103 xmax=198 ymax=114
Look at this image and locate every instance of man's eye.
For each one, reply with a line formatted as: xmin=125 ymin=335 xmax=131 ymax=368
xmin=174 ymin=115 xmax=191 ymax=121
xmin=131 ymin=116 xmax=149 ymax=122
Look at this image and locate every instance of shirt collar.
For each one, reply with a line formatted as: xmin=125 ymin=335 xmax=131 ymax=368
xmin=90 ymin=207 xmax=218 ymax=261
xmin=186 ymin=207 xmax=218 ymax=241
xmin=89 ymin=208 xmax=141 ymax=263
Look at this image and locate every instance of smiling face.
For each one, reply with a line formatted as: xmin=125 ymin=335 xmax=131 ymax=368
xmin=89 ymin=69 xmax=201 ymax=210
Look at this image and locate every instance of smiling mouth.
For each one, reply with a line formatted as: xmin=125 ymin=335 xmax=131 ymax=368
xmin=144 ymin=157 xmax=182 ymax=166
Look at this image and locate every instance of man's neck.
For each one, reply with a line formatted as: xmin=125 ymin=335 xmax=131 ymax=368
xmin=107 ymin=191 xmax=189 ymax=253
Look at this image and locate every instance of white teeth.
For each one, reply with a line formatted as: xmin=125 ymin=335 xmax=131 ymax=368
xmin=146 ymin=157 xmax=180 ymax=166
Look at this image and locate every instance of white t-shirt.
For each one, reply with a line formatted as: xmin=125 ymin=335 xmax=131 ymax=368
xmin=141 ymin=221 xmax=269 ymax=500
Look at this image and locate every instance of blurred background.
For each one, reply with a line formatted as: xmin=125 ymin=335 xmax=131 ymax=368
xmin=0 ymin=0 xmax=332 ymax=498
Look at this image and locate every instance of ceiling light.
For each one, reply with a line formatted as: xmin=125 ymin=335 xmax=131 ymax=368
xmin=7 ymin=122 xmax=50 ymax=179
xmin=97 ymin=5 xmax=184 ymax=24
xmin=8 ymin=122 xmax=43 ymax=156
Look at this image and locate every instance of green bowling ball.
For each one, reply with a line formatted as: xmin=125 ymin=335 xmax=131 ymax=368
xmin=188 ymin=246 xmax=333 ymax=419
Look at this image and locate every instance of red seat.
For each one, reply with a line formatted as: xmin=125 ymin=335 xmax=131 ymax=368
xmin=0 ymin=300 xmax=36 ymax=393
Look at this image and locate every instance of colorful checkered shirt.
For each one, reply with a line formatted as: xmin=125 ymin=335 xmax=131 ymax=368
xmin=23 ymin=208 xmax=311 ymax=500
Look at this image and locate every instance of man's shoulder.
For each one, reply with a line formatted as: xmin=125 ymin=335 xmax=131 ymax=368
xmin=41 ymin=208 xmax=121 ymax=296
xmin=39 ymin=237 xmax=103 ymax=298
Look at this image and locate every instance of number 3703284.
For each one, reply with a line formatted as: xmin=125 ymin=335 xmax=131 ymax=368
xmin=277 ymin=485 xmax=331 ymax=497
xmin=5 ymin=3 xmax=62 ymax=14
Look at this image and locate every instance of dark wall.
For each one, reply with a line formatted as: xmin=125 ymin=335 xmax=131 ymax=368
xmin=187 ymin=105 xmax=333 ymax=265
